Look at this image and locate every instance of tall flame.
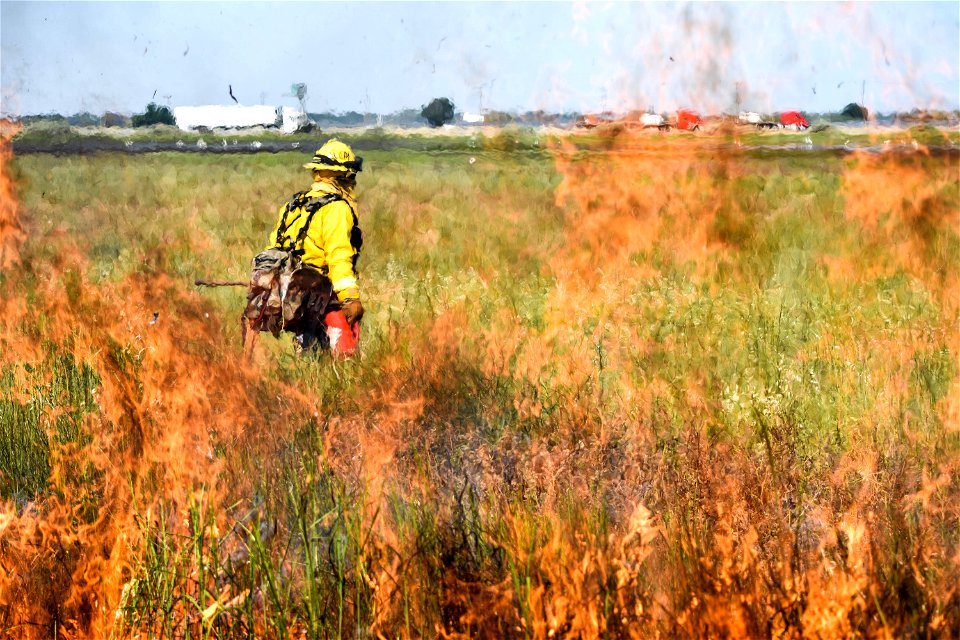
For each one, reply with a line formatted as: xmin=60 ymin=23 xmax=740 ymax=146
xmin=0 ymin=119 xmax=24 ymax=269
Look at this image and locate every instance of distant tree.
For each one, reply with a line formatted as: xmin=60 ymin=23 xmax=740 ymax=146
xmin=102 ymin=112 xmax=130 ymax=127
xmin=335 ymin=111 xmax=365 ymax=126
xmin=421 ymin=97 xmax=455 ymax=127
xmin=390 ymin=109 xmax=423 ymax=126
xmin=376 ymin=109 xmax=423 ymax=127
xmin=22 ymin=114 xmax=66 ymax=125
xmin=67 ymin=112 xmax=99 ymax=127
xmin=484 ymin=110 xmax=514 ymax=126
xmin=518 ymin=110 xmax=559 ymax=126
xmin=132 ymin=102 xmax=175 ymax=127
xmin=840 ymin=103 xmax=868 ymax=120
xmin=308 ymin=111 xmax=367 ymax=127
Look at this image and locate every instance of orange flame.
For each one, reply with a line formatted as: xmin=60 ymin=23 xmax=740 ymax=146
xmin=0 ymin=119 xmax=24 ymax=269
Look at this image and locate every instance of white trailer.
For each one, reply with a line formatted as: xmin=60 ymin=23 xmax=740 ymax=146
xmin=738 ymin=111 xmax=783 ymax=129
xmin=639 ymin=113 xmax=670 ymax=130
xmin=173 ymin=105 xmax=309 ymax=132
xmin=640 ymin=113 xmax=664 ymax=127
xmin=173 ymin=105 xmax=278 ymax=130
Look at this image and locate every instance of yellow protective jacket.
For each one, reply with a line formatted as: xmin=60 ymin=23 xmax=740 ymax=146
xmin=266 ymin=180 xmax=361 ymax=300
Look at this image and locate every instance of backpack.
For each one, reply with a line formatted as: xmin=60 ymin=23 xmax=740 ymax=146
xmin=242 ymin=248 xmax=333 ymax=339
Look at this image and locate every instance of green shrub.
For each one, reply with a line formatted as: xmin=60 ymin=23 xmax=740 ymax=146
xmin=132 ymin=102 xmax=175 ymax=127
xmin=420 ymin=97 xmax=454 ymax=127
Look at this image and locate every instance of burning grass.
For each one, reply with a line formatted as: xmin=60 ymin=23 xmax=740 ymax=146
xmin=0 ymin=130 xmax=958 ymax=638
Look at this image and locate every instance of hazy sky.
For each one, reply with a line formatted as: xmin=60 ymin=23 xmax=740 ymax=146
xmin=2 ymin=1 xmax=958 ymax=117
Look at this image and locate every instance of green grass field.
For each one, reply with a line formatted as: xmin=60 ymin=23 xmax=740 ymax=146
xmin=1 ymin=131 xmax=958 ymax=638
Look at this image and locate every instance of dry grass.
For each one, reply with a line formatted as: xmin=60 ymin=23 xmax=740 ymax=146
xmin=0 ymin=129 xmax=957 ymax=638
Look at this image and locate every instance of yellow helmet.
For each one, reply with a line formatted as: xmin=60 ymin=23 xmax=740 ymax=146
xmin=303 ymin=139 xmax=363 ymax=173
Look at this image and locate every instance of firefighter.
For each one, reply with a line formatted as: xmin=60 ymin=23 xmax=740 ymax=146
xmin=264 ymin=139 xmax=364 ymax=355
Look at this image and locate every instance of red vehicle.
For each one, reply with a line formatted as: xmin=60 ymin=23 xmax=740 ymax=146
xmin=780 ymin=111 xmax=810 ymax=130
xmin=677 ymin=109 xmax=702 ymax=131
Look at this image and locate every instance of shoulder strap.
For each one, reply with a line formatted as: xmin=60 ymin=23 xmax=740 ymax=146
xmin=292 ymin=193 xmax=344 ymax=255
xmin=275 ymin=190 xmax=310 ymax=248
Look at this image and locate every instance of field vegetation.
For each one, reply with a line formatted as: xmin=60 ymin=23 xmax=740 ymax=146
xmin=0 ymin=129 xmax=958 ymax=638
